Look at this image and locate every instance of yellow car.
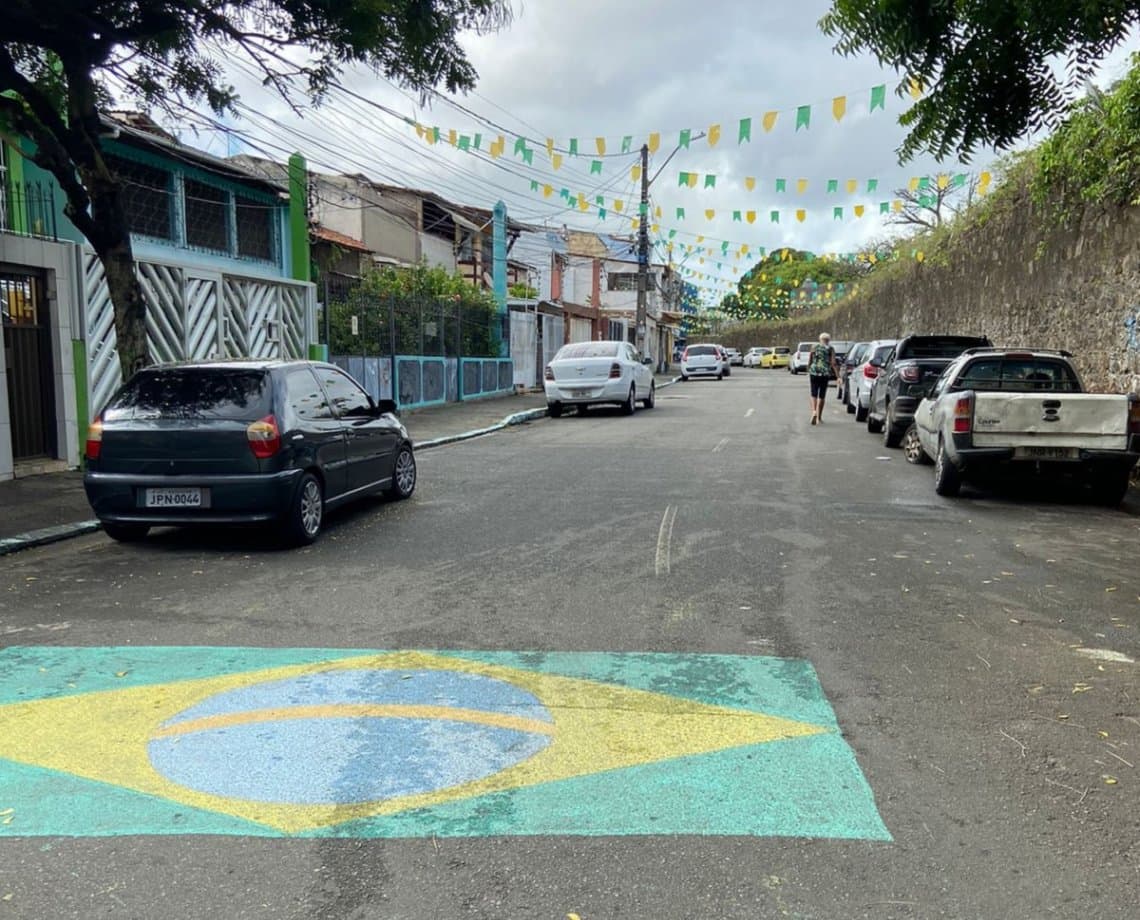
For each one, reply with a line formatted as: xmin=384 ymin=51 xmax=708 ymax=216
xmin=761 ymin=346 xmax=791 ymax=369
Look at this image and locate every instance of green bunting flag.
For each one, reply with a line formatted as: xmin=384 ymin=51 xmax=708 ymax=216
xmin=827 ymin=179 xmax=838 ymax=193
xmin=514 ymin=136 xmax=527 ymax=156
xmin=918 ymin=176 xmax=930 ymax=190
xmin=596 ymin=195 xmax=605 ymax=205
xmin=676 ymin=207 xmax=686 ymax=219
xmin=833 ymin=207 xmax=843 ymax=220
xmin=867 ymin=178 xmax=879 ymax=193
xmin=621 ymin=135 xmax=633 ymax=154
xmin=679 ymin=172 xmax=691 ymax=187
xmin=796 ymin=105 xmax=811 ymax=130
xmin=560 ymin=188 xmax=570 ymax=200
xmin=431 ymin=127 xmax=441 ymax=143
xmin=639 ymin=201 xmax=648 ymax=215
xmin=458 ymin=135 xmax=471 ymax=151
xmin=952 ymin=173 xmax=967 ymax=188
xmin=472 ymin=133 xmax=482 ymax=149
xmin=569 ymin=138 xmax=579 ymax=156
xmin=919 ymin=194 xmax=936 ymax=208
xmin=530 ymin=180 xmax=539 ymax=192
xmin=590 ymin=160 xmax=603 ymax=175
xmin=668 ymin=229 xmax=677 ymax=238
xmin=775 ymin=178 xmax=787 ymax=193
xmin=738 ymin=117 xmax=752 ymax=143
xmin=598 ymin=209 xmax=607 ymax=219
xmin=521 ymin=148 xmax=534 ymax=165
xmin=770 ymin=210 xmax=780 ymax=224
xmin=732 ymin=210 xmax=742 ymax=222
xmin=880 ymin=201 xmax=890 ymax=214
xmin=704 ymin=174 xmax=716 ymax=189
xmin=870 ymin=84 xmax=887 ymax=112
xmin=679 ymin=129 xmax=691 ymax=148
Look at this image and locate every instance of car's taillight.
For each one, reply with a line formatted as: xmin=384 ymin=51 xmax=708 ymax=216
xmin=1128 ymin=397 xmax=1140 ymax=434
xmin=681 ymin=348 xmax=689 ymax=361
xmin=609 ymin=362 xmax=622 ymax=379
xmin=863 ymin=365 xmax=878 ymax=379
xmin=899 ymin=365 xmax=921 ymax=383
xmin=247 ymin=415 xmax=281 ymax=459
xmin=85 ymin=416 xmax=103 ymax=461
xmin=544 ymin=365 xmax=554 ymax=381
xmin=953 ymin=396 xmax=973 ymax=434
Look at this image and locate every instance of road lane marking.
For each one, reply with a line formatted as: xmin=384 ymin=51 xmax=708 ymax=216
xmin=745 ymin=408 xmax=755 ymax=418
xmin=711 ymin=438 xmax=729 ymax=453
xmin=655 ymin=505 xmax=677 ymax=576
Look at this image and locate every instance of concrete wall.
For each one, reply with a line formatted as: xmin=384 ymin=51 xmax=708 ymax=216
xmin=727 ymin=188 xmax=1140 ymax=396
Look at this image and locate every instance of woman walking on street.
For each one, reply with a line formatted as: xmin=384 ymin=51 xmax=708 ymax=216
xmin=808 ymin=332 xmax=840 ymax=425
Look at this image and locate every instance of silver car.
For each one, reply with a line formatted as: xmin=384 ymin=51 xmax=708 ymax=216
xmin=789 ymin=342 xmax=814 ymax=374
xmin=680 ymin=343 xmax=727 ymax=380
xmin=544 ymin=341 xmax=655 ymax=417
xmin=847 ymin=339 xmax=897 ymax=421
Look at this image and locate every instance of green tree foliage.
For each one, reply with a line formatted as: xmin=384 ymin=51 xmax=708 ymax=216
xmin=724 ymin=250 xmax=866 ymax=320
xmin=0 ymin=0 xmax=512 ymax=377
xmin=508 ymin=282 xmax=538 ymax=299
xmin=326 ymin=264 xmax=502 ymax=358
xmin=819 ymin=1 xmax=1140 ymax=162
xmin=1032 ymin=53 xmax=1140 ymax=214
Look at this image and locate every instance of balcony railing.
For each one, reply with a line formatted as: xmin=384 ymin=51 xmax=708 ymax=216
xmin=0 ymin=180 xmax=58 ymax=241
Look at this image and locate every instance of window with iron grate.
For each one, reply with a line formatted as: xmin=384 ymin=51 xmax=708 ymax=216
xmin=106 ymin=155 xmax=174 ymax=240
xmin=185 ymin=179 xmax=230 ymax=252
xmin=236 ymin=195 xmax=273 ymax=261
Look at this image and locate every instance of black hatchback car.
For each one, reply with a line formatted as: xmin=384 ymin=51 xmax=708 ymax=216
xmin=84 ymin=360 xmax=416 ymax=545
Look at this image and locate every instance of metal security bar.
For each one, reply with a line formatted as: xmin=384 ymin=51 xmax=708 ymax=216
xmin=0 ymin=180 xmax=58 ymax=241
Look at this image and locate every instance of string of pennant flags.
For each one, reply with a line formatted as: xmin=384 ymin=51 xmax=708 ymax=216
xmin=408 ymin=78 xmax=924 ymax=173
xmin=675 ymin=172 xmax=992 ymax=196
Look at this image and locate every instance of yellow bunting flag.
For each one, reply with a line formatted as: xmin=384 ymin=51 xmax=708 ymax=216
xmin=745 ymin=176 xmax=756 ymax=191
xmin=614 ymin=200 xmax=624 ymax=212
xmin=552 ymin=153 xmax=563 ymax=171
xmin=916 ymin=250 xmax=925 ymax=262
xmin=846 ymin=179 xmax=857 ymax=194
xmin=651 ymin=224 xmax=659 ymax=234
xmin=543 ymin=184 xmax=552 ymax=198
xmin=696 ymin=235 xmax=704 ymax=243
xmin=892 ymin=199 xmax=903 ymax=212
xmin=699 ymin=257 xmax=705 ymax=265
xmin=687 ymin=173 xmax=698 ymax=189
xmin=796 ymin=209 xmax=806 ymax=222
xmin=854 ymin=204 xmax=865 ymax=218
xmin=596 ymin=137 xmax=606 ymax=155
xmin=655 ymin=206 xmax=662 ymax=218
xmin=631 ymin=164 xmax=641 ymax=182
xmin=708 ymin=124 xmax=721 ymax=147
xmin=978 ymin=171 xmax=992 ymax=194
xmin=578 ymin=193 xmax=588 ymax=212
xmin=937 ymin=174 xmax=950 ymax=190
xmin=762 ymin=111 xmax=778 ymax=133
xmin=545 ymin=137 xmax=555 ymax=158
xmin=490 ymin=137 xmax=503 ymax=158
xmin=448 ymin=129 xmax=457 ymax=146
xmin=631 ymin=218 xmax=640 ymax=229
xmin=908 ymin=78 xmax=924 ymax=99
xmin=705 ymin=209 xmax=715 ymax=220
xmin=908 ymin=176 xmax=920 ymax=192
xmin=796 ymin=179 xmax=808 ymax=194
xmin=648 ymin=133 xmax=660 ymax=154
xmin=746 ymin=211 xmax=756 ymax=224
xmin=832 ymin=96 xmax=847 ymax=122
xmin=414 ymin=123 xmax=425 ymax=138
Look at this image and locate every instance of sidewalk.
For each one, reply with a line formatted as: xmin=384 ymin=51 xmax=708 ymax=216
xmin=0 ymin=378 xmax=671 ymax=554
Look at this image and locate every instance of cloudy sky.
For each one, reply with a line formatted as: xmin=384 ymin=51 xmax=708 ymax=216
xmin=179 ymin=0 xmax=1138 ymax=302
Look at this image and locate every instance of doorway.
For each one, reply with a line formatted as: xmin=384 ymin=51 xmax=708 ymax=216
xmin=2 ymin=269 xmax=56 ymax=461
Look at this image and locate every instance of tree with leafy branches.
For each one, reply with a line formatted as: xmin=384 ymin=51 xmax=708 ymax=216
xmin=819 ymin=1 xmax=1140 ymax=162
xmin=0 ymin=0 xmax=512 ymax=378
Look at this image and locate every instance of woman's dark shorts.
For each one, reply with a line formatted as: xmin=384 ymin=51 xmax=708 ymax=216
xmin=809 ymin=374 xmax=830 ymax=398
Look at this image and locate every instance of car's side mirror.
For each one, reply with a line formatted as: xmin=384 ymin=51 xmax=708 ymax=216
xmin=374 ymin=398 xmax=398 ymax=417
xmin=869 ymin=358 xmax=883 ymax=368
xmin=642 ymin=356 xmax=653 ymax=365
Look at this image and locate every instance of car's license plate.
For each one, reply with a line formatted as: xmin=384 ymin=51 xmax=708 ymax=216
xmin=1015 ymin=446 xmax=1077 ymax=460
xmin=145 ymin=487 xmax=205 ymax=508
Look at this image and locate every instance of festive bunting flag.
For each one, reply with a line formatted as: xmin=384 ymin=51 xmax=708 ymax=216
xmin=414 ymin=123 xmax=424 ymax=138
xmin=595 ymin=195 xmax=604 ymax=206
xmin=870 ymin=84 xmax=887 ymax=111
xmin=679 ymin=129 xmax=691 ymax=149
xmin=473 ymin=133 xmax=482 ymax=150
xmin=448 ymin=129 xmax=457 ymax=146
xmin=704 ymin=174 xmax=716 ymax=189
xmin=918 ymin=176 xmax=930 ymax=190
xmin=546 ymin=137 xmax=555 ymax=158
xmin=827 ymin=179 xmax=839 ymax=194
xmin=543 ymin=184 xmax=552 ymax=198
xmin=708 ymin=124 xmax=721 ymax=147
xmin=832 ymin=96 xmax=847 ymax=121
xmin=936 ymin=174 xmax=950 ymax=190
xmin=514 ymin=136 xmax=527 ymax=156
xmin=908 ymin=177 xmax=920 ymax=192
xmin=615 ymin=200 xmax=624 ymax=211
xmin=578 ymin=193 xmax=588 ymax=211
xmin=622 ymin=135 xmax=633 ymax=154
xmin=892 ymin=199 xmax=903 ymax=211
xmin=696 ymin=235 xmax=704 ymax=243
xmin=796 ymin=178 xmax=808 ymax=194
xmin=651 ymin=223 xmax=659 ymax=233
xmin=919 ymin=194 xmax=936 ymax=208
xmin=569 ymin=138 xmax=579 ymax=156
xmin=632 ymin=218 xmax=639 ymax=229
xmin=551 ymin=153 xmax=563 ymax=171
xmin=854 ymin=204 xmax=865 ymax=218
xmin=795 ymin=210 xmax=806 ymax=222
xmin=867 ymin=178 xmax=879 ymax=193
xmin=738 ymin=118 xmax=752 ymax=144
xmin=833 ymin=207 xmax=843 ymax=220
xmin=732 ymin=210 xmax=742 ymax=222
xmin=775 ymin=178 xmax=787 ymax=193
xmin=770 ymin=211 xmax=779 ymax=224
xmin=908 ymin=78 xmax=923 ymax=99
xmin=595 ymin=137 xmax=606 ymax=155
xmin=590 ymin=160 xmax=603 ymax=175
xmin=490 ymin=137 xmax=503 ymax=158
xmin=705 ymin=209 xmax=715 ymax=220
xmin=631 ymin=164 xmax=641 ymax=182
xmin=648 ymin=132 xmax=660 ymax=154
xmin=846 ymin=179 xmax=857 ymax=194
xmin=879 ymin=201 xmax=889 ymax=214
xmin=763 ymin=111 xmax=778 ymax=133
xmin=978 ymin=171 xmax=992 ymax=194
xmin=746 ymin=211 xmax=756 ymax=224
xmin=744 ymin=176 xmax=756 ymax=191
xmin=521 ymin=148 xmax=533 ymax=165
xmin=458 ymin=135 xmax=470 ymax=151
xmin=796 ymin=105 xmax=811 ymax=130
xmin=530 ymin=180 xmax=539 ymax=192
xmin=676 ymin=207 xmax=685 ymax=219
xmin=639 ymin=201 xmax=648 ymax=215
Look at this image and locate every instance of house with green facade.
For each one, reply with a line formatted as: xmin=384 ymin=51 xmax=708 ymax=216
xmin=0 ymin=114 xmax=316 ymax=481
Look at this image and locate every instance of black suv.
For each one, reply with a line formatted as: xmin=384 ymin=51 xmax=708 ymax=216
xmin=84 ymin=360 xmax=416 ymax=546
xmin=867 ymin=334 xmax=991 ymax=447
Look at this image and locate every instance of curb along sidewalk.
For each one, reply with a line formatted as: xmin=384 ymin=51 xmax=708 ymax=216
xmin=0 ymin=376 xmax=678 ymax=556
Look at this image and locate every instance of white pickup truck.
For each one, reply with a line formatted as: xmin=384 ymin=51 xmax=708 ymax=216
xmin=910 ymin=348 xmax=1140 ymax=504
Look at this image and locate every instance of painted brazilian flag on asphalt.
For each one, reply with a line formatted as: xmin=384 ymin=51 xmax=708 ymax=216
xmin=0 ymin=647 xmax=889 ymax=840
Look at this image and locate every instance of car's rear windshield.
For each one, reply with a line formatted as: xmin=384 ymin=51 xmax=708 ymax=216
xmin=554 ymin=342 xmax=619 ymax=359
xmin=105 ymin=368 xmax=272 ymax=420
xmin=797 ymin=342 xmax=813 ymax=351
xmin=953 ymin=358 xmax=1081 ymax=393
xmin=898 ymin=336 xmax=988 ymax=359
xmin=686 ymin=345 xmax=718 ymax=356
xmin=774 ymin=347 xmax=790 ymax=354
xmin=871 ymin=344 xmax=894 ymax=362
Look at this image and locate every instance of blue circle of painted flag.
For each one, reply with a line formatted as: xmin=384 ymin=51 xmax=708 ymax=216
xmin=147 ymin=669 xmax=553 ymax=805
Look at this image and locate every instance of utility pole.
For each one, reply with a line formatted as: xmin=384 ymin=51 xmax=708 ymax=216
xmin=636 ymin=143 xmax=649 ymax=355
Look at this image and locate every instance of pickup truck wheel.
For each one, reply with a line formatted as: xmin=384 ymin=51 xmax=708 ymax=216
xmin=903 ymin=425 xmax=930 ymax=465
xmin=1091 ymin=473 xmax=1131 ymax=507
xmin=882 ymin=410 xmax=903 ymax=448
xmin=934 ymin=440 xmax=962 ymax=497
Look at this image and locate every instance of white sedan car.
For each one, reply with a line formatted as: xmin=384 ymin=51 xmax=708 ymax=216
xmin=544 ymin=341 xmax=655 ymax=417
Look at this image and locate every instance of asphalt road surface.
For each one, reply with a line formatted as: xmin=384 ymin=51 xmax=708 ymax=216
xmin=1 ymin=369 xmax=1138 ymax=919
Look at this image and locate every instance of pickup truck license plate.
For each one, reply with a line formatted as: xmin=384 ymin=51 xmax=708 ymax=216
xmin=145 ymin=487 xmax=204 ymax=508
xmin=1015 ymin=446 xmax=1077 ymax=460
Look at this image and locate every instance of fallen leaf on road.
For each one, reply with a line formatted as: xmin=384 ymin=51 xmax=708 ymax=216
xmin=1009 ymin=618 xmax=1021 ymax=624
xmin=1103 ymin=776 xmax=1118 ymax=785
xmin=1073 ymin=683 xmax=1092 ymax=694
xmin=1057 ymin=713 xmax=1070 ymax=720
xmin=1106 ymin=586 xmax=1118 ymax=593
xmin=1098 ymin=731 xmax=1110 ymax=738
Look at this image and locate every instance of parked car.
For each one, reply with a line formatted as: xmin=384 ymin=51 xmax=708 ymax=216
xmin=545 ymin=340 xmax=655 ymax=416
xmin=911 ymin=347 xmax=1140 ymax=503
xmin=717 ymin=345 xmax=732 ymax=376
xmin=725 ymin=347 xmax=744 ymax=367
xmin=763 ymin=346 xmax=791 ymax=369
xmin=867 ymin=334 xmax=991 ymax=446
xmin=828 ymin=341 xmax=856 ymax=380
xmin=83 ymin=360 xmax=416 ymax=546
xmin=848 ymin=339 xmax=897 ymax=421
xmin=743 ymin=347 xmax=770 ymax=367
xmin=789 ymin=342 xmax=814 ymax=374
xmin=839 ymin=342 xmax=870 ymax=408
xmin=680 ymin=343 xmax=728 ymax=381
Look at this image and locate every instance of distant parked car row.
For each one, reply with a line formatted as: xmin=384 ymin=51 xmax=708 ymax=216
xmin=834 ymin=336 xmax=1140 ymax=504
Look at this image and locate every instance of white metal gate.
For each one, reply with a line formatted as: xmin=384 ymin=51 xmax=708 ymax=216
xmin=510 ymin=311 xmax=537 ymax=388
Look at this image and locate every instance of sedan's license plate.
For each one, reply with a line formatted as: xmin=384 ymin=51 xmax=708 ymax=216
xmin=145 ymin=487 xmax=204 ymax=508
xmin=1015 ymin=446 xmax=1077 ymax=460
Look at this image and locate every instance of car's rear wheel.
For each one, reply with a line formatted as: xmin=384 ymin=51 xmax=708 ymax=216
xmin=846 ymin=397 xmax=856 ymax=414
xmin=882 ymin=407 xmax=903 ymax=447
xmin=643 ymin=381 xmax=655 ymax=409
xmin=934 ymin=440 xmax=962 ymax=497
xmin=680 ymin=374 xmax=689 ymax=382
xmin=1090 ymin=472 xmax=1131 ymax=506
xmin=855 ymin=401 xmax=868 ymax=422
xmin=577 ymin=404 xmax=590 ymax=415
xmin=286 ymin=472 xmax=324 ymax=546
xmin=548 ymin=402 xmax=563 ymax=418
xmin=866 ymin=411 xmax=884 ymax=434
xmin=622 ymin=385 xmax=636 ymax=415
xmin=103 ymin=522 xmax=150 ymax=543
xmin=386 ymin=445 xmax=417 ymax=500
xmin=716 ymin=371 xmax=724 ymax=380
xmin=903 ymin=425 xmax=930 ymax=465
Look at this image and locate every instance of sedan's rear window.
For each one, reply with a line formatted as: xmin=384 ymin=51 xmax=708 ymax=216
xmin=686 ymin=345 xmax=718 ymax=356
xmin=554 ymin=343 xmax=619 ymax=359
xmin=105 ymin=369 xmax=272 ymax=420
